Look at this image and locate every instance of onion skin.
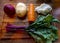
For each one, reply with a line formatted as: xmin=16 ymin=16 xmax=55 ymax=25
xmin=4 ymin=4 xmax=16 ymax=17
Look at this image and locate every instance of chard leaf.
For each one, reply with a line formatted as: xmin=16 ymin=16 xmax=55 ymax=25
xmin=46 ymin=39 xmax=52 ymax=43
xmin=26 ymin=14 xmax=59 ymax=43
xmin=43 ymin=14 xmax=53 ymax=23
xmin=49 ymin=25 xmax=58 ymax=31
xmin=29 ymin=32 xmax=43 ymax=43
xmin=52 ymin=18 xmax=60 ymax=23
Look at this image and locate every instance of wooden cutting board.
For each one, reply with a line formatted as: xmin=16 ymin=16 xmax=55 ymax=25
xmin=0 ymin=0 xmax=60 ymax=43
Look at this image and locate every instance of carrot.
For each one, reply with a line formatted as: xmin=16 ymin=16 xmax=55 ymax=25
xmin=27 ymin=3 xmax=36 ymax=23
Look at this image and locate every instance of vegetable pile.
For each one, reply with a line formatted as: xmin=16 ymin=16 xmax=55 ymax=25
xmin=26 ymin=14 xmax=60 ymax=43
xmin=4 ymin=3 xmax=60 ymax=43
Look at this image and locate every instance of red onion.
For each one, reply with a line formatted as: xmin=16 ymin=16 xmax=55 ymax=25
xmin=4 ymin=4 xmax=16 ymax=17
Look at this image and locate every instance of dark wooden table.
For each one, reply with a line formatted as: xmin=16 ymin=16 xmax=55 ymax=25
xmin=0 ymin=0 xmax=60 ymax=43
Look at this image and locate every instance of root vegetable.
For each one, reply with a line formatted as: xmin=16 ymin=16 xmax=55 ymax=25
xmin=27 ymin=3 xmax=36 ymax=22
xmin=4 ymin=4 xmax=16 ymax=17
xmin=16 ymin=3 xmax=27 ymax=17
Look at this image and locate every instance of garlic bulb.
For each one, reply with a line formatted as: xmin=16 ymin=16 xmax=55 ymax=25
xmin=16 ymin=3 xmax=27 ymax=17
xmin=35 ymin=3 xmax=52 ymax=14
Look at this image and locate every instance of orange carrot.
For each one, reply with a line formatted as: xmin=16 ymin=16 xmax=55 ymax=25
xmin=27 ymin=3 xmax=36 ymax=22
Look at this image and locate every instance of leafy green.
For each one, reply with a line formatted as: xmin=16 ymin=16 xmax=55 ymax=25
xmin=51 ymin=18 xmax=60 ymax=23
xmin=26 ymin=14 xmax=59 ymax=43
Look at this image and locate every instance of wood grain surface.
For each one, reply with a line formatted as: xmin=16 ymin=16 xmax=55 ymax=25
xmin=0 ymin=0 xmax=60 ymax=43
